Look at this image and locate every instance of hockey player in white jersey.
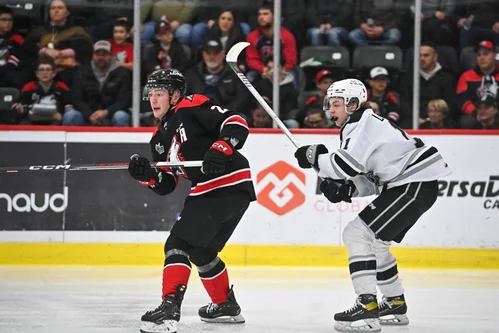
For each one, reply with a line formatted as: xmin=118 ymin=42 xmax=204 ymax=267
xmin=294 ymin=79 xmax=451 ymax=332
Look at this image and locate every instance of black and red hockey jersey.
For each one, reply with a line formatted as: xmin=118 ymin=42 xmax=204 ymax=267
xmin=16 ymin=80 xmax=73 ymax=113
xmin=148 ymin=94 xmax=256 ymax=201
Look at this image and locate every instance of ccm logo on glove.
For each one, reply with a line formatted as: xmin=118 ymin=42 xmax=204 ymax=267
xmin=210 ymin=141 xmax=233 ymax=155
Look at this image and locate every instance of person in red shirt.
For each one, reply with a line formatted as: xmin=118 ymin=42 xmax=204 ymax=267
xmin=245 ymin=3 xmax=297 ymax=83
xmin=108 ymin=20 xmax=133 ymax=71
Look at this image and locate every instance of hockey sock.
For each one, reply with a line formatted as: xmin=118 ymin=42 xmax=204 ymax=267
xmin=373 ymin=239 xmax=405 ymax=297
xmin=198 ymin=257 xmax=229 ymax=304
xmin=162 ymin=250 xmax=192 ymax=298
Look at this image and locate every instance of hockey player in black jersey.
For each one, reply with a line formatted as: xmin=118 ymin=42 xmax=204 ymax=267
xmin=128 ymin=69 xmax=256 ymax=333
xmin=294 ymin=79 xmax=451 ymax=332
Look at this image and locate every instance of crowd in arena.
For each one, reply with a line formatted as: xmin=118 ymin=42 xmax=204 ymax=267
xmin=0 ymin=0 xmax=498 ymax=129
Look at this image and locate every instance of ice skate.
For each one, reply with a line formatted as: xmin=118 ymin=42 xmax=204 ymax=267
xmin=334 ymin=294 xmax=381 ymax=332
xmin=379 ymin=294 xmax=409 ymax=325
xmin=198 ymin=285 xmax=245 ymax=323
xmin=140 ymin=285 xmax=186 ymax=333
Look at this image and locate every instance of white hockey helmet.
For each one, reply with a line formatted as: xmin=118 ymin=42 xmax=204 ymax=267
xmin=323 ymin=78 xmax=368 ymax=112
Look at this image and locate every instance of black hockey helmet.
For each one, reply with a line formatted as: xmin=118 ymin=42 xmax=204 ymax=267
xmin=143 ymin=68 xmax=187 ymax=101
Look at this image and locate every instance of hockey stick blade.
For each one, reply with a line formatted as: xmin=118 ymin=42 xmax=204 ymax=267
xmin=0 ymin=161 xmax=203 ymax=173
xmin=226 ymin=42 xmax=300 ymax=149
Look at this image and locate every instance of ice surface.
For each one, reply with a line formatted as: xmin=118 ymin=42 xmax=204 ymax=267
xmin=1 ymin=266 xmax=498 ymax=333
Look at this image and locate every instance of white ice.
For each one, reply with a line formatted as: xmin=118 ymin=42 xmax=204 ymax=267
xmin=1 ymin=266 xmax=498 ymax=333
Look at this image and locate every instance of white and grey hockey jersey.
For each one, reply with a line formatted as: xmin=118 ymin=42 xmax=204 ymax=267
xmin=317 ymin=108 xmax=452 ymax=197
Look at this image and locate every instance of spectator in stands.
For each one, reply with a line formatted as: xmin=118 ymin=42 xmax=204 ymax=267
xmin=0 ymin=6 xmax=25 ymax=89
xmin=246 ymin=3 xmax=297 ymax=83
xmin=148 ymin=1 xmax=198 ymax=47
xmin=303 ymin=107 xmax=328 ymax=129
xmin=70 ymin=41 xmax=131 ymax=126
xmin=14 ymin=56 xmax=76 ymax=125
xmin=184 ymin=38 xmax=250 ymax=117
xmin=457 ymin=40 xmax=499 ymax=128
xmin=190 ymin=1 xmax=253 ymax=52
xmin=367 ymin=66 xmax=401 ymax=124
xmin=250 ymin=97 xmax=273 ymax=128
xmin=23 ymin=0 xmax=93 ymax=87
xmin=401 ymin=43 xmax=457 ymax=128
xmin=205 ymin=9 xmax=247 ymax=71
xmin=306 ymin=0 xmax=353 ymax=46
xmin=109 ymin=20 xmax=134 ymax=72
xmin=475 ymin=95 xmax=499 ymax=129
xmin=420 ymin=99 xmax=457 ymax=129
xmin=254 ymin=57 xmax=299 ymax=128
xmin=407 ymin=0 xmax=457 ymax=47
xmin=142 ymin=18 xmax=191 ymax=78
xmin=304 ymin=69 xmax=335 ymax=109
xmin=349 ymin=0 xmax=402 ymax=46
xmin=455 ymin=0 xmax=499 ymax=49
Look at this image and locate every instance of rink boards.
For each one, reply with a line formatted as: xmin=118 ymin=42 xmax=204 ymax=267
xmin=1 ymin=127 xmax=498 ymax=268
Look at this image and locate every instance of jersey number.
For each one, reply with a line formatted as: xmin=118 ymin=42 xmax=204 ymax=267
xmin=211 ymin=105 xmax=229 ymax=113
xmin=343 ymin=138 xmax=351 ymax=150
xmin=371 ymin=114 xmax=409 ymax=140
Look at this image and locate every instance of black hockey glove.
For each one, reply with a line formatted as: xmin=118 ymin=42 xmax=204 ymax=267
xmin=320 ymin=179 xmax=356 ymax=203
xmin=294 ymin=144 xmax=328 ymax=169
xmin=202 ymin=140 xmax=233 ymax=175
xmin=128 ymin=154 xmax=158 ymax=183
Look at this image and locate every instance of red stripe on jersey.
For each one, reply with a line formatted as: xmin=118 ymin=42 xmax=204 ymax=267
xmin=158 ymin=167 xmax=179 ymax=185
xmin=7 ymin=55 xmax=19 ymax=66
xmin=56 ymin=81 xmax=70 ymax=91
xmin=21 ymin=81 xmax=37 ymax=92
xmin=221 ymin=115 xmax=249 ymax=131
xmin=174 ymin=94 xmax=209 ymax=112
xmin=9 ymin=34 xmax=24 ymax=46
xmin=190 ymin=169 xmax=252 ymax=196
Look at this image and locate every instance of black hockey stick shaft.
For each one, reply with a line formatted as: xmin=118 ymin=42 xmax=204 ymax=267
xmin=0 ymin=160 xmax=203 ymax=173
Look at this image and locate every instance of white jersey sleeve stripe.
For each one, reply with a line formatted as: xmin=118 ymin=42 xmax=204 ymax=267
xmin=336 ymin=149 xmax=364 ymax=173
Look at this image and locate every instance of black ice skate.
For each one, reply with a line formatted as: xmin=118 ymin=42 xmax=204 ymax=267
xmin=334 ymin=294 xmax=381 ymax=333
xmin=140 ymin=285 xmax=186 ymax=333
xmin=198 ymin=285 xmax=245 ymax=323
xmin=379 ymin=294 xmax=409 ymax=325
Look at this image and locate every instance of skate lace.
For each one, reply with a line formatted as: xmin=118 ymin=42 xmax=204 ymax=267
xmin=206 ymin=303 xmax=220 ymax=314
xmin=379 ymin=297 xmax=392 ymax=309
xmin=345 ymin=298 xmax=363 ymax=313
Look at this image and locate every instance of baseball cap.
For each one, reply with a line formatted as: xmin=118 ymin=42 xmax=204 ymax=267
xmin=155 ymin=19 xmax=172 ymax=35
xmin=475 ymin=40 xmax=496 ymax=53
xmin=475 ymin=95 xmax=497 ymax=108
xmin=315 ymin=69 xmax=334 ymax=83
xmin=93 ymin=40 xmax=111 ymax=53
xmin=370 ymin=66 xmax=389 ymax=80
xmin=202 ymin=39 xmax=223 ymax=52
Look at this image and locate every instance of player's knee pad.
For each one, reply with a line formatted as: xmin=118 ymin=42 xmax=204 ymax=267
xmin=342 ymin=216 xmax=376 ymax=248
xmin=164 ymin=233 xmax=191 ymax=266
xmin=189 ymin=248 xmax=218 ymax=268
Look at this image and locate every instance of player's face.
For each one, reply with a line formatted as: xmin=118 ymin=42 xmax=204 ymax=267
xmin=329 ymin=97 xmax=349 ymax=126
xmin=149 ymin=88 xmax=170 ymax=119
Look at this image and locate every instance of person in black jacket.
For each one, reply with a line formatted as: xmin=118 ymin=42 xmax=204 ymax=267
xmin=306 ymin=0 xmax=354 ymax=46
xmin=0 ymin=6 xmax=26 ymax=89
xmin=184 ymin=38 xmax=250 ymax=117
xmin=142 ymin=18 xmax=191 ymax=79
xmin=348 ymin=0 xmax=402 ymax=46
xmin=455 ymin=0 xmax=499 ymax=49
xmin=129 ymin=69 xmax=255 ymax=333
xmin=69 ymin=41 xmax=131 ymax=126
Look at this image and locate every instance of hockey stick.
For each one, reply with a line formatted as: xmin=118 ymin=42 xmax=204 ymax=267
xmin=0 ymin=160 xmax=203 ymax=173
xmin=226 ymin=42 xmax=328 ymax=180
xmin=226 ymin=42 xmax=301 ymax=149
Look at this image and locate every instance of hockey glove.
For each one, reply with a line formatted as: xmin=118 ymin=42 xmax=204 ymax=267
xmin=294 ymin=144 xmax=328 ymax=169
xmin=202 ymin=140 xmax=233 ymax=175
xmin=320 ymin=179 xmax=356 ymax=203
xmin=128 ymin=154 xmax=159 ymax=185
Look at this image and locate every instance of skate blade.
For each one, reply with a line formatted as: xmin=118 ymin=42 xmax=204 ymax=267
xmin=380 ymin=313 xmax=409 ymax=325
xmin=334 ymin=318 xmax=381 ymax=332
xmin=200 ymin=313 xmax=245 ymax=324
xmin=140 ymin=320 xmax=178 ymax=333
